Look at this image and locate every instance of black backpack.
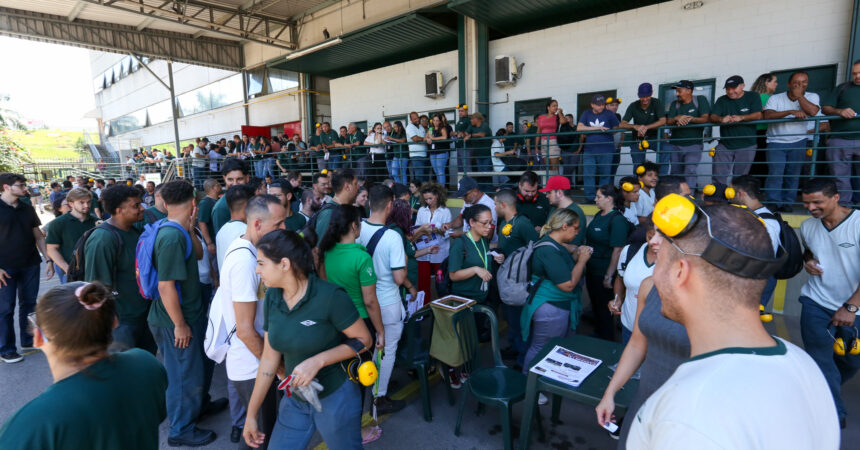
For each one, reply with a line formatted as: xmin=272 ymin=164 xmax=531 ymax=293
xmin=66 ymin=222 xmax=123 ymax=284
xmin=302 ymin=201 xmax=336 ymax=237
xmin=620 ymin=242 xmax=645 ymax=273
xmin=757 ymin=212 xmax=804 ymax=280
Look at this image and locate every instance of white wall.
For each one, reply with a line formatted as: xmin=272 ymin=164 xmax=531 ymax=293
xmin=329 ymin=0 xmax=852 ymax=132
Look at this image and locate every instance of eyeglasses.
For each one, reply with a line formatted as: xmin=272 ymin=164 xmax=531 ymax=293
xmin=474 ymin=220 xmax=493 ymax=227
xmin=662 ymin=232 xmax=702 ymax=258
xmin=27 ymin=312 xmax=49 ymax=344
xmin=11 ymin=183 xmax=27 ymax=189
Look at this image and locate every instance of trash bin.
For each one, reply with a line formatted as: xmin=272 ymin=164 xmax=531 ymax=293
xmin=429 ymin=295 xmax=475 ymax=367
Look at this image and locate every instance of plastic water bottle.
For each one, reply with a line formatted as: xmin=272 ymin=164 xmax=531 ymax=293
xmin=436 ymin=269 xmax=443 ymax=284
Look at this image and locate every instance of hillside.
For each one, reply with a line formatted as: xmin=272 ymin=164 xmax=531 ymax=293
xmin=9 ymin=129 xmax=98 ymax=161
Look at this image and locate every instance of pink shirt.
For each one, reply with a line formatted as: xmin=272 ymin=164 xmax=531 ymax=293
xmin=536 ymin=114 xmax=559 ymax=139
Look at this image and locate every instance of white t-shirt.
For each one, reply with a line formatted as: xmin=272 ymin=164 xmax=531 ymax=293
xmin=192 ymin=145 xmax=208 ymax=168
xmin=753 ymin=206 xmax=781 ymax=257
xmin=216 ymin=220 xmax=247 ymax=268
xmin=405 ymin=122 xmax=427 ymax=157
xmin=414 ymin=206 xmax=452 ymax=263
xmin=364 ymin=132 xmax=385 ymax=154
xmin=218 ymin=238 xmax=264 ymax=381
xmin=491 ymin=139 xmax=506 ymax=172
xmin=634 ymin=188 xmax=655 ymax=218
xmin=627 ymin=337 xmax=839 ymax=450
xmin=195 ymin=229 xmax=213 ymax=285
xmin=622 ymin=205 xmax=639 ymax=226
xmin=358 ymin=221 xmax=406 ymax=307
xmin=461 ymin=193 xmax=498 ymax=243
xmin=800 ymin=210 xmax=860 ymax=311
xmin=764 ymin=92 xmax=821 ymax=144
xmin=616 ymin=243 xmax=654 ymax=331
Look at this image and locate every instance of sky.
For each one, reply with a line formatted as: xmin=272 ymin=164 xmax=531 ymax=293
xmin=0 ymin=36 xmax=98 ymax=131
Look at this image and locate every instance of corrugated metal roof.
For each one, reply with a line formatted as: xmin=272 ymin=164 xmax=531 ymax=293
xmin=447 ymin=0 xmax=671 ymax=36
xmin=269 ymin=12 xmax=457 ymax=78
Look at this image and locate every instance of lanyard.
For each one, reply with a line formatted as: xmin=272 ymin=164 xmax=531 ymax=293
xmin=468 ymin=235 xmax=488 ymax=270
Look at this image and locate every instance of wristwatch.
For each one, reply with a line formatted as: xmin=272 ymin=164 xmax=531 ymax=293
xmin=843 ymin=302 xmax=859 ymax=313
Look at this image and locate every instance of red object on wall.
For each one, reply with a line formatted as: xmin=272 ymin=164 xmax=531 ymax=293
xmin=283 ymin=121 xmax=302 ymax=139
xmin=240 ymin=126 xmax=271 ymax=139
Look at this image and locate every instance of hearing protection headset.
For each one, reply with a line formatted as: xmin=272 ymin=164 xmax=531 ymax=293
xmin=457 ymin=104 xmax=469 ymax=110
xmin=759 ymin=304 xmax=773 ymax=323
xmin=622 ymin=182 xmax=637 ymax=192
xmin=517 ymin=193 xmax=538 ymax=203
xmin=829 ymin=327 xmax=860 ymax=356
xmin=315 ymin=123 xmax=321 ymax=128
xmin=651 ymin=194 xmax=786 ymax=279
xmin=636 ymin=165 xmax=646 ymax=175
xmin=703 ymin=184 xmax=735 ymax=200
xmin=342 ymin=338 xmax=379 ymax=386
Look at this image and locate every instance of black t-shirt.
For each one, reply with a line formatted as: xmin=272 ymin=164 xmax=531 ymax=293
xmin=0 ymin=198 xmax=42 ymax=268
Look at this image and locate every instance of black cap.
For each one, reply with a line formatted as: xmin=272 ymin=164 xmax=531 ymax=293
xmin=672 ymin=80 xmax=694 ymax=90
xmin=591 ymin=93 xmax=606 ymax=105
xmin=455 ymin=176 xmax=478 ymax=198
xmin=724 ymin=75 xmax=744 ymax=89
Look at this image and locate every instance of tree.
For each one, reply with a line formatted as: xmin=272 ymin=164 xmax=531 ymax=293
xmin=0 ymin=94 xmax=26 ymax=130
xmin=0 ymin=95 xmax=32 ymax=171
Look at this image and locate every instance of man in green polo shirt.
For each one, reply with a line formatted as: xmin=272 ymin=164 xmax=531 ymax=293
xmin=621 ymin=82 xmax=667 ymax=170
xmin=821 ymin=59 xmax=860 ymax=204
xmin=710 ymin=75 xmax=763 ymax=186
xmin=667 ymin=80 xmax=712 ymax=190
xmin=268 ymin=178 xmax=306 ymax=231
xmin=317 ymin=122 xmax=341 ymax=170
xmin=541 ymin=176 xmax=586 ymax=247
xmin=148 ymin=180 xmax=224 ymax=447
xmin=465 ymin=112 xmax=493 ymax=189
xmin=314 ymin=169 xmax=358 ymax=243
xmin=454 ymin=105 xmax=473 ymax=173
xmin=45 ymin=188 xmax=96 ymax=283
xmin=515 ymin=171 xmax=552 ymax=230
xmin=197 ymin=178 xmax=221 ymax=257
xmin=211 ymin=159 xmax=251 ymax=235
xmin=85 ymin=183 xmax=154 ymax=354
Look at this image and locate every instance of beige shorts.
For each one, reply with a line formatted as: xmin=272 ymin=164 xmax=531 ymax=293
xmin=540 ymin=137 xmax=561 ymax=161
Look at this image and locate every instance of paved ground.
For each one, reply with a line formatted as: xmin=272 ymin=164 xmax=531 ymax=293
xmin=1 ymin=209 xmax=857 ymax=449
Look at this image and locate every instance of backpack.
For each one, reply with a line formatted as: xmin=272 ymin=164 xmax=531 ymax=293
xmin=204 ymin=246 xmax=250 ymax=363
xmin=620 ymin=242 xmax=645 ymax=273
xmin=135 ymin=219 xmax=193 ymax=301
xmin=757 ymin=212 xmax=804 ymax=280
xmin=66 ymin=223 xmax=123 ymax=284
xmin=497 ymin=241 xmax=555 ymax=306
xmin=303 ymin=201 xmax=336 ymax=237
xmin=365 ymin=223 xmax=392 ymax=257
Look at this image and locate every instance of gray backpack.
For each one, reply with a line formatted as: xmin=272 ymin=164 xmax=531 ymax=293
xmin=497 ymin=241 xmax=555 ymax=306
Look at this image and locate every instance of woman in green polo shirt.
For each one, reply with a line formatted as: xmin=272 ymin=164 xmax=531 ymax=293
xmin=521 ymin=209 xmax=591 ymax=378
xmin=0 ymin=282 xmax=167 ymax=450
xmin=586 ymin=184 xmax=631 ymax=341
xmin=449 ymin=204 xmax=505 ymax=304
xmin=244 ymin=230 xmax=372 ymax=450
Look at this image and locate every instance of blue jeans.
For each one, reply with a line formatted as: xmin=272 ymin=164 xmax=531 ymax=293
xmin=760 ymin=276 xmax=777 ymax=308
xmin=150 ymin=313 xmax=208 ymax=438
xmin=390 ymin=158 xmax=408 ymax=184
xmin=456 ymin=140 xmax=472 ymax=174
xmin=191 ymin=167 xmax=206 ymax=190
xmin=474 ymin=157 xmax=493 ymax=191
xmin=765 ymin=140 xmax=805 ymax=207
xmin=502 ymin=304 xmax=526 ymax=355
xmin=111 ymin=319 xmax=157 ymax=354
xmin=269 ymin=380 xmax=362 ymax=450
xmin=54 ymin=263 xmax=66 ymax=284
xmin=669 ymin=143 xmax=702 ymax=189
xmin=430 ymin=152 xmax=449 ymax=184
xmin=253 ymin=160 xmax=266 ymax=178
xmin=630 ymin=146 xmax=646 ymax=167
xmin=799 ymin=296 xmax=860 ymax=420
xmin=583 ymin=152 xmax=613 ymax=200
xmin=0 ymin=264 xmax=39 ymax=353
xmin=410 ymin=156 xmax=429 ymax=182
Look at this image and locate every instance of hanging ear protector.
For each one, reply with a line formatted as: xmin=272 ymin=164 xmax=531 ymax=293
xmin=641 ymin=139 xmax=649 ymax=149
xmin=345 ymin=357 xmax=379 ymax=386
xmin=639 ymin=180 xmax=645 ymax=189
xmin=636 ymin=165 xmax=646 ymax=175
xmin=622 ymin=182 xmax=636 ymax=192
xmin=759 ymin=304 xmax=773 ymax=323
xmin=806 ymin=148 xmax=813 ymax=157
xmin=315 ymin=123 xmax=321 ymax=128
xmin=709 ymin=148 xmax=716 ymax=157
xmin=517 ymin=193 xmax=537 ymax=203
xmin=829 ymin=327 xmax=860 ymax=356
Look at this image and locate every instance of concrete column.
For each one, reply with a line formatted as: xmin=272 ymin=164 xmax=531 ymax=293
xmin=462 ymin=17 xmax=489 ymax=118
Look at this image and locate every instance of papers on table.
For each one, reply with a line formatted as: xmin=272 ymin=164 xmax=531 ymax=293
xmin=529 ymin=345 xmax=602 ymax=388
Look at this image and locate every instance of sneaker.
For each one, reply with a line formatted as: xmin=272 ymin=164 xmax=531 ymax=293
xmin=0 ymin=352 xmax=23 ymax=364
xmin=374 ymin=396 xmax=406 ymax=415
xmin=20 ymin=346 xmax=40 ymax=353
xmin=538 ymin=393 xmax=548 ymax=406
xmin=167 ymin=428 xmax=216 ymax=447
xmin=446 ymin=369 xmax=462 ymax=390
xmin=459 ymin=371 xmax=469 ymax=383
xmin=230 ymin=426 xmax=242 ymax=443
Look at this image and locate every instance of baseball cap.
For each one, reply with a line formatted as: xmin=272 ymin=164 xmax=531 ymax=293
xmin=455 ymin=176 xmax=478 ymax=197
xmin=539 ymin=176 xmax=571 ymax=193
xmin=638 ymin=83 xmax=653 ymax=97
xmin=591 ymin=93 xmax=606 ymax=105
xmin=671 ymin=80 xmax=694 ymax=90
xmin=724 ymin=75 xmax=744 ymax=89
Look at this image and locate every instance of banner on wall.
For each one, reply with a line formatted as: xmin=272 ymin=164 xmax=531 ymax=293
xmin=240 ymin=126 xmax=271 ymax=138
xmin=283 ymin=121 xmax=301 ymax=139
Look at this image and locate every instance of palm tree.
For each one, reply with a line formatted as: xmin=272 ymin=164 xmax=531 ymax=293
xmin=0 ymin=94 xmax=26 ymax=130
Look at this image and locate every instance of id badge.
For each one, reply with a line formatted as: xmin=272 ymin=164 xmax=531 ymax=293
xmin=324 ymin=152 xmax=330 ymax=161
xmin=481 ymin=280 xmax=488 ymax=292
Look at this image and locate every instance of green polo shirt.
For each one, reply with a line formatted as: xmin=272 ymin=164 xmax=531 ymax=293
xmin=711 ymin=91 xmax=762 ymax=149
xmin=147 ymin=222 xmax=203 ymax=328
xmin=516 ymin=193 xmax=551 ymax=227
xmin=564 ymin=203 xmax=588 ymax=246
xmin=324 ymin=243 xmax=376 ymax=318
xmin=448 ymin=234 xmax=490 ymax=302
xmin=284 ymin=212 xmax=307 ymax=232
xmin=211 ymin=195 xmax=230 ymax=236
xmin=497 ymin=214 xmax=538 ymax=256
xmin=822 ymin=83 xmax=860 ymax=139
xmin=319 ymin=130 xmax=340 ymax=148
xmin=392 ymin=226 xmax=418 ymax=287
xmin=667 ymin=96 xmax=711 ymax=146
xmin=313 ymin=201 xmax=339 ymax=246
xmin=348 ymin=131 xmax=367 ymax=161
xmin=264 ymin=275 xmax=359 ymax=400
xmin=0 ymin=349 xmax=167 ymax=450
xmin=466 ymin=122 xmax=493 ymax=157
xmin=198 ymin=196 xmax=217 ymax=244
xmin=586 ymin=210 xmax=630 ymax=275
xmin=455 ymin=117 xmax=470 ymax=133
xmin=531 ymin=235 xmax=578 ymax=310
xmin=622 ymin=98 xmax=665 ymax=139
xmin=45 ymin=212 xmax=97 ymax=265
xmin=308 ymin=134 xmax=321 ymax=150
xmin=134 ymin=206 xmax=167 ymax=232
xmin=84 ymin=225 xmax=149 ymax=323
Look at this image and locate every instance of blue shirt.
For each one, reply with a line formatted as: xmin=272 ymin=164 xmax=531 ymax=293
xmin=578 ymin=109 xmax=620 ymax=153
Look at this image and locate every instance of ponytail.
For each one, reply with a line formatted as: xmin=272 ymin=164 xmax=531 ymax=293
xmin=540 ymin=208 xmax=579 ymax=237
xmin=35 ymin=282 xmax=116 ymax=362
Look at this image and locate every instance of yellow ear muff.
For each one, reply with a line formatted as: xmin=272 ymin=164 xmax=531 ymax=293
xmin=724 ymin=187 xmax=735 ymax=200
xmin=652 ymin=193 xmax=697 ymax=238
xmin=851 ymin=339 xmax=860 ymax=355
xmin=636 ymin=165 xmax=645 ymax=175
xmin=759 ymin=304 xmax=773 ymax=323
xmin=835 ymin=338 xmax=847 ymax=356
xmin=806 ymin=148 xmax=813 ymax=157
xmin=703 ymin=184 xmax=716 ymax=196
xmin=641 ymin=139 xmax=649 ymax=149
xmin=357 ymin=360 xmax=378 ymax=386
xmin=315 ymin=123 xmax=320 ymax=128
xmin=709 ymin=148 xmax=716 ymax=157
xmin=622 ymin=182 xmax=635 ymax=192
xmin=321 ymin=169 xmax=328 ymax=175
xmin=639 ymin=180 xmax=645 ymax=188
xmin=617 ymin=98 xmax=622 ymax=104
xmin=606 ymin=97 xmax=613 ymax=103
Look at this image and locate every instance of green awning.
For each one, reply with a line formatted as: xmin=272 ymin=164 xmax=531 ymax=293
xmin=447 ymin=0 xmax=671 ymax=36
xmin=268 ymin=13 xmax=457 ymax=78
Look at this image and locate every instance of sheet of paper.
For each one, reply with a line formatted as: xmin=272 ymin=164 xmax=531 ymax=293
xmin=529 ymin=345 xmax=602 ymax=388
xmin=405 ymin=291 xmax=425 ymax=320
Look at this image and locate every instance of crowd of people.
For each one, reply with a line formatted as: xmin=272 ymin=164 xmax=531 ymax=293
xmin=0 ymin=69 xmax=858 ymax=449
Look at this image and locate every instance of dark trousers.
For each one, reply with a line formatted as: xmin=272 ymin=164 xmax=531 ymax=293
xmin=234 ymin=378 xmax=279 ymax=450
xmin=585 ymin=271 xmax=616 ymax=342
xmin=111 ymin=319 xmax=157 ymax=354
xmin=0 ymin=264 xmax=39 ymax=353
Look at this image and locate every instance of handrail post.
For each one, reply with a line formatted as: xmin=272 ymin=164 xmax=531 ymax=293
xmin=810 ymin=117 xmax=821 ymax=177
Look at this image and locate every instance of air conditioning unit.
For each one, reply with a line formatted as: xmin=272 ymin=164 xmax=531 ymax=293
xmin=495 ymin=55 xmax=523 ymax=86
xmin=425 ymin=71 xmax=443 ymax=98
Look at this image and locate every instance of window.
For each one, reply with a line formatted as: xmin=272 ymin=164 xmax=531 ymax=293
xmin=112 ymin=62 xmax=123 ymax=84
xmin=93 ymin=75 xmax=104 ymax=93
xmin=577 ymin=90 xmax=617 ymax=121
xmin=658 ymin=79 xmax=715 ymax=113
xmin=111 ymin=108 xmax=148 ymax=135
xmin=267 ymin=68 xmax=299 ymax=93
xmin=104 ymin=71 xmax=112 ymax=88
xmin=177 ymin=74 xmax=243 ymax=117
xmin=771 ymin=64 xmax=837 ymax=97
xmin=353 ymin=121 xmax=368 ymax=134
xmin=514 ymin=98 xmax=551 ymax=131
xmin=121 ymin=57 xmax=131 ymax=77
xmin=247 ymin=67 xmax=265 ymax=97
xmin=148 ymin=100 xmax=174 ymax=125
xmin=130 ymin=57 xmax=140 ymax=73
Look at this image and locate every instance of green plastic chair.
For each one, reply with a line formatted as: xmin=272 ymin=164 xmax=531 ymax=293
xmin=395 ymin=308 xmax=436 ymax=422
xmin=452 ymin=304 xmax=531 ymax=450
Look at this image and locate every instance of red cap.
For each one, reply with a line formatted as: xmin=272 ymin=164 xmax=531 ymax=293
xmin=539 ymin=176 xmax=571 ymax=192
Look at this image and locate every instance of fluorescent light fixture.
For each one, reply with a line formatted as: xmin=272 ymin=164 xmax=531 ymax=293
xmin=285 ymin=38 xmax=343 ymax=60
